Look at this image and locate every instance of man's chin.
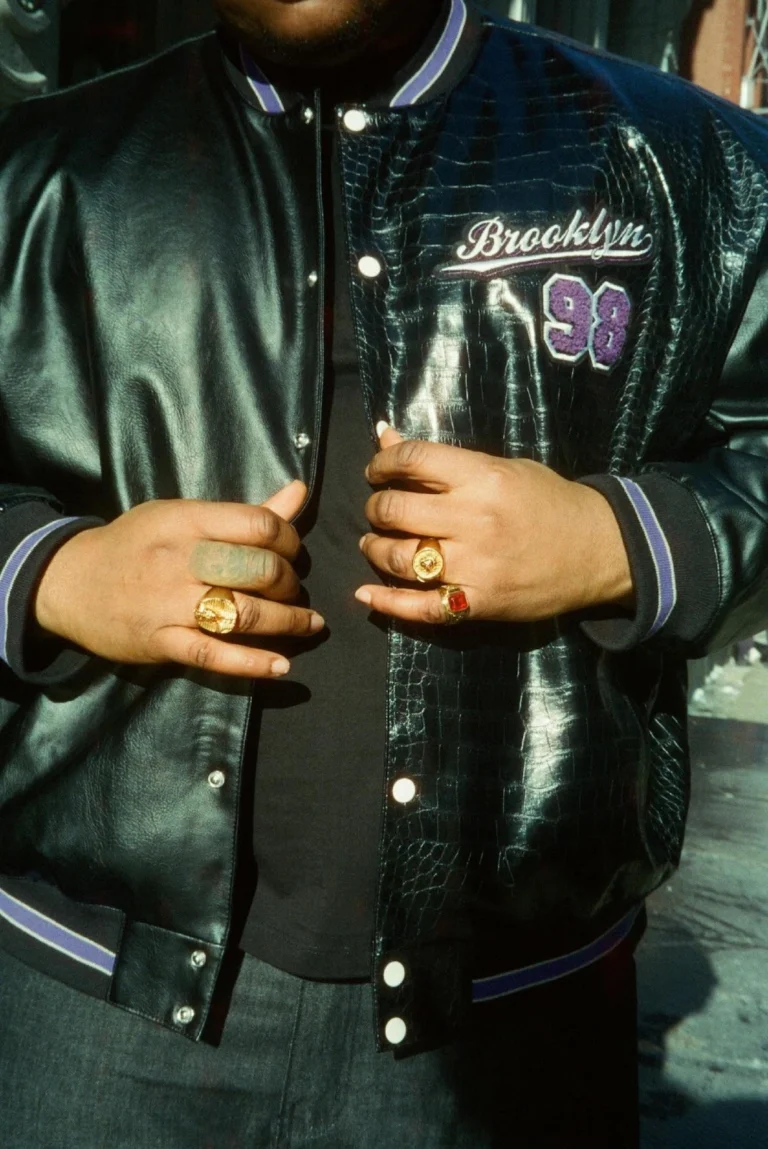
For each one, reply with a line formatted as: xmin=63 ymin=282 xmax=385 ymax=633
xmin=219 ymin=0 xmax=390 ymax=70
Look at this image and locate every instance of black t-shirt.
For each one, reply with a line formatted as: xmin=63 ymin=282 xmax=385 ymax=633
xmin=238 ymin=116 xmax=387 ymax=979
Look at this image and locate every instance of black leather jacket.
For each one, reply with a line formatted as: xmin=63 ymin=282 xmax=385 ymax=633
xmin=1 ymin=4 xmax=768 ymax=1054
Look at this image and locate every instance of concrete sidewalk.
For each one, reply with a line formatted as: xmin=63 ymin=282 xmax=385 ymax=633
xmin=638 ymin=663 xmax=768 ymax=1148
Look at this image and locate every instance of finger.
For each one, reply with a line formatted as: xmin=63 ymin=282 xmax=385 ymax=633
xmin=262 ymin=479 xmax=308 ymax=521
xmin=365 ymin=488 xmax=450 ymax=538
xmin=189 ymin=543 xmax=300 ymax=600
xmin=186 ymin=587 xmax=323 ymax=636
xmin=155 ymin=627 xmax=293 ymax=679
xmin=354 ymin=584 xmax=463 ymax=625
xmin=229 ymin=594 xmax=324 ymax=638
xmin=186 ymin=498 xmax=302 ymax=561
xmin=359 ymin=533 xmax=454 ymax=583
xmin=366 ymin=438 xmax=482 ymax=491
xmin=375 ymin=421 xmax=405 ymax=449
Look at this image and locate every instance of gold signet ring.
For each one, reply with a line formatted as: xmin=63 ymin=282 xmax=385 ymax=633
xmin=194 ymin=587 xmax=239 ymax=635
xmin=439 ymin=584 xmax=470 ymax=625
xmin=412 ymin=538 xmax=445 ymax=583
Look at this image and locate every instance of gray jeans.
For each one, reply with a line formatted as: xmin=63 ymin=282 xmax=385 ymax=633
xmin=0 ymin=943 xmax=638 ymax=1148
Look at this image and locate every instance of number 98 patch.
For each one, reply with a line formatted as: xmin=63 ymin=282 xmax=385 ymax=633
xmin=542 ymin=274 xmax=632 ymax=373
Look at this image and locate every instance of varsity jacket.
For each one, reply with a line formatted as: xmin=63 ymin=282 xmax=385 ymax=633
xmin=1 ymin=0 xmax=768 ymax=1055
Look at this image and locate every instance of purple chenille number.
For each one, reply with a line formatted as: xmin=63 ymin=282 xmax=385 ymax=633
xmin=541 ymin=274 xmax=632 ymax=372
xmin=543 ymin=274 xmax=593 ymax=363
xmin=590 ymin=282 xmax=632 ymax=371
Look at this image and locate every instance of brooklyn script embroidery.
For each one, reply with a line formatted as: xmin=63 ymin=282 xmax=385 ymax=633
xmin=439 ymin=208 xmax=654 ymax=278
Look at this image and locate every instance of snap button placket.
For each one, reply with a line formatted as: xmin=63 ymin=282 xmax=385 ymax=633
xmin=382 ymin=960 xmax=406 ymax=988
xmin=307 ymin=270 xmax=318 ymax=287
xmin=391 ymin=777 xmax=417 ymax=805
xmin=358 ymin=255 xmax=382 ymax=279
xmin=174 ymin=1005 xmax=195 ymax=1026
xmin=384 ymin=1016 xmax=407 ymax=1045
xmin=342 ymin=108 xmax=368 ymax=133
xmin=207 ymin=770 xmax=226 ymax=790
xmin=190 ymin=950 xmax=207 ymax=969
xmin=295 ymin=431 xmax=311 ymax=449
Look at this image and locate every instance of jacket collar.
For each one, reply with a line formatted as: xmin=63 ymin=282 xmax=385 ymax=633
xmin=220 ymin=0 xmax=484 ymax=116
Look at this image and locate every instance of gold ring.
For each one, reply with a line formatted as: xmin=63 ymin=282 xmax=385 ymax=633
xmin=194 ymin=586 xmax=238 ymax=635
xmin=412 ymin=538 xmax=445 ymax=583
xmin=438 ymin=584 xmax=470 ymax=625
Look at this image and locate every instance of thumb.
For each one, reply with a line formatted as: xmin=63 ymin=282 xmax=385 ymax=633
xmin=376 ymin=421 xmax=405 ymax=450
xmin=262 ymin=479 xmax=307 ymax=521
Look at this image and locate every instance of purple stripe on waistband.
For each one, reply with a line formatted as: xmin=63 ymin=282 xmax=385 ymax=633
xmin=390 ymin=0 xmax=468 ymax=108
xmin=0 ymin=517 xmax=80 ymax=665
xmin=240 ymin=45 xmax=286 ymax=115
xmin=0 ymin=887 xmax=116 ymax=976
xmin=618 ymin=479 xmax=677 ymax=636
xmin=472 ymin=905 xmax=641 ymax=1004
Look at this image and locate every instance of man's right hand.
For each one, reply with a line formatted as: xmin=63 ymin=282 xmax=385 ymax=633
xmin=33 ymin=481 xmax=318 ymax=678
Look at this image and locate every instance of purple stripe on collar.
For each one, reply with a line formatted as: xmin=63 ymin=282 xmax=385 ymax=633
xmin=0 ymin=517 xmax=80 ymax=666
xmin=618 ymin=479 xmax=677 ymax=637
xmin=472 ymin=905 xmax=641 ymax=1004
xmin=240 ymin=44 xmax=286 ymax=115
xmin=0 ymin=886 xmax=116 ymax=976
xmin=390 ymin=0 xmax=468 ymax=108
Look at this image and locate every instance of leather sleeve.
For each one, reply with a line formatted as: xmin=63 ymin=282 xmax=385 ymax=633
xmin=579 ymin=262 xmax=768 ymax=659
xmin=0 ymin=491 xmax=101 ymax=684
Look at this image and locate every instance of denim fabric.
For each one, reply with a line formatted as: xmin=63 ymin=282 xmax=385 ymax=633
xmin=0 ymin=945 xmax=638 ymax=1148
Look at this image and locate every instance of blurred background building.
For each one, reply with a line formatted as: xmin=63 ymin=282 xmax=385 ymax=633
xmin=1 ymin=0 xmax=768 ymax=112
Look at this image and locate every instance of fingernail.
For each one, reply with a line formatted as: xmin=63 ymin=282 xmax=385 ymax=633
xmin=271 ymin=657 xmax=290 ymax=676
xmin=310 ymin=612 xmax=325 ymax=631
xmin=358 ymin=535 xmax=368 ymax=551
xmin=375 ymin=420 xmax=390 ymax=439
xmin=355 ymin=588 xmax=372 ymax=605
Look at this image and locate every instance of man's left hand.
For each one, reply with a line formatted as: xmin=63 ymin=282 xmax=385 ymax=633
xmin=356 ymin=426 xmax=634 ymax=625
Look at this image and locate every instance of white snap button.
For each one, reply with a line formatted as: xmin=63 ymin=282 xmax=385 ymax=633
xmin=342 ymin=108 xmax=368 ymax=133
xmin=302 ymin=106 xmax=315 ymax=124
xmin=385 ymin=1016 xmax=407 ymax=1045
xmin=391 ymin=777 xmax=416 ymax=805
xmin=295 ymin=431 xmax=311 ymax=449
xmin=174 ymin=1005 xmax=195 ymax=1025
xmin=358 ymin=255 xmax=382 ymax=279
xmin=190 ymin=950 xmax=207 ymax=969
xmin=307 ymin=270 xmax=318 ymax=287
xmin=382 ymin=960 xmax=406 ymax=988
xmin=207 ymin=770 xmax=225 ymax=789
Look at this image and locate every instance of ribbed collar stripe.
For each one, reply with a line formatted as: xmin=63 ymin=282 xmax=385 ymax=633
xmin=239 ymin=43 xmax=285 ymax=114
xmin=0 ymin=886 xmax=116 ymax=976
xmin=390 ymin=0 xmax=467 ymax=108
xmin=236 ymin=0 xmax=470 ymax=114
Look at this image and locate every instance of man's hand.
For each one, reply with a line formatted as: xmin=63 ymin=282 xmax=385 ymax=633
xmin=356 ymin=427 xmax=634 ymax=626
xmin=34 ymin=481 xmax=321 ymax=678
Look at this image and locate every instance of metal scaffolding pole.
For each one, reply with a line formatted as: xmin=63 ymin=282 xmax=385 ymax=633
xmin=743 ymin=0 xmax=768 ymax=109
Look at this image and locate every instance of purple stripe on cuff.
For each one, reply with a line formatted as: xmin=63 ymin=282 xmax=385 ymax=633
xmin=0 ymin=517 xmax=81 ymax=666
xmin=390 ymin=0 xmax=467 ymax=107
xmin=618 ymin=479 xmax=677 ymax=636
xmin=0 ymin=887 xmax=116 ymax=976
xmin=471 ymin=905 xmax=640 ymax=1004
xmin=240 ymin=45 xmax=285 ymax=115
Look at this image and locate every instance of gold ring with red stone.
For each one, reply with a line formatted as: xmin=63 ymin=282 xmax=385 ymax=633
xmin=412 ymin=538 xmax=445 ymax=583
xmin=438 ymin=584 xmax=470 ymax=625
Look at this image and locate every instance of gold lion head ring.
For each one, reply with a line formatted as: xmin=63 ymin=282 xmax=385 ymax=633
xmin=194 ymin=587 xmax=239 ymax=635
xmin=412 ymin=538 xmax=445 ymax=583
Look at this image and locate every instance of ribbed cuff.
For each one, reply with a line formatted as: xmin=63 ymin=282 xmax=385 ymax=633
xmin=577 ymin=473 xmax=720 ymax=652
xmin=0 ymin=502 xmax=103 ymax=685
